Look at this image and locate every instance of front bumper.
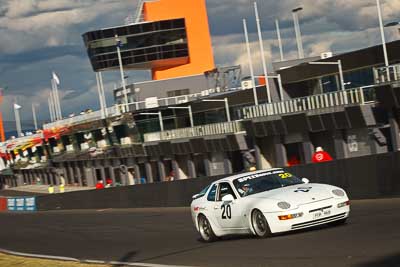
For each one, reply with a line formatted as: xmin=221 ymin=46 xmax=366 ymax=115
xmin=265 ymin=198 xmax=350 ymax=233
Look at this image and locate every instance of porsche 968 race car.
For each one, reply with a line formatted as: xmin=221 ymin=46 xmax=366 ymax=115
xmin=191 ymin=169 xmax=350 ymax=242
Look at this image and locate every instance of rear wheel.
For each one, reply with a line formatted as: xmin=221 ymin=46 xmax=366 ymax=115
xmin=198 ymin=215 xmax=217 ymax=242
xmin=251 ymin=209 xmax=271 ymax=238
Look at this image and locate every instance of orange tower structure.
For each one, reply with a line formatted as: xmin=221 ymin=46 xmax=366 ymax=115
xmin=143 ymin=0 xmax=215 ymax=80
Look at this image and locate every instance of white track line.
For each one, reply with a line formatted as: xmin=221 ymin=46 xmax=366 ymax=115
xmin=0 ymin=248 xmax=194 ymax=267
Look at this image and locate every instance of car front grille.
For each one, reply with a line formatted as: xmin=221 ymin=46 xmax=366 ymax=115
xmin=291 ymin=212 xmax=346 ymax=230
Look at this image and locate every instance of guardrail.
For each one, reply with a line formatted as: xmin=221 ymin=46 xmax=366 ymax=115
xmin=239 ymin=87 xmax=371 ymax=120
xmin=374 ymin=64 xmax=400 ymax=84
xmin=143 ymin=120 xmax=244 ymax=142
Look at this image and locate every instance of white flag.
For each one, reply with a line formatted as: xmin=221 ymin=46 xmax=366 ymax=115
xmin=14 ymin=103 xmax=21 ymax=109
xmin=52 ymin=72 xmax=60 ymax=85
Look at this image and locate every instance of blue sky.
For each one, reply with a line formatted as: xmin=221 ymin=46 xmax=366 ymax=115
xmin=0 ymin=0 xmax=399 ymax=129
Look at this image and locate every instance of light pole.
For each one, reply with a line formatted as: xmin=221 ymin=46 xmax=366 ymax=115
xmin=275 ymin=19 xmax=284 ymax=61
xmin=48 ymin=91 xmax=55 ymax=122
xmin=115 ymin=34 xmax=129 ymax=112
xmin=309 ymin=60 xmax=345 ymax=91
xmin=376 ymin=0 xmax=389 ymax=68
xmin=32 ymin=103 xmax=38 ymax=130
xmin=168 ymin=106 xmax=194 ymax=127
xmin=292 ymin=7 xmax=304 ymax=59
xmin=243 ymin=19 xmax=258 ymax=106
xmin=51 ymin=72 xmax=62 ymax=120
xmin=13 ymin=102 xmax=22 ymax=137
xmin=254 ymin=2 xmax=271 ymax=103
xmin=201 ymin=98 xmax=231 ymax=122
xmin=140 ymin=112 xmax=164 ymax=131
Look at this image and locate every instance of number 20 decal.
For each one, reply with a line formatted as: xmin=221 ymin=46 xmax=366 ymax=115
xmin=221 ymin=204 xmax=232 ymax=219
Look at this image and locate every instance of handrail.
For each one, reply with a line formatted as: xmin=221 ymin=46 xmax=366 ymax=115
xmin=239 ymin=87 xmax=372 ymax=120
xmin=42 ymin=89 xmax=214 ymax=129
xmin=43 ymin=106 xmax=119 ymax=129
xmin=143 ymin=120 xmax=244 ymax=142
xmin=374 ymin=64 xmax=400 ymax=84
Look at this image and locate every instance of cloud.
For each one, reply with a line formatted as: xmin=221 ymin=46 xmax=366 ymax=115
xmin=0 ymin=0 xmax=137 ymax=54
xmin=1 ymin=0 xmax=400 ymax=126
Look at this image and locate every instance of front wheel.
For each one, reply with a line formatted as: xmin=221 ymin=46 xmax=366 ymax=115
xmin=251 ymin=209 xmax=271 ymax=238
xmin=198 ymin=215 xmax=217 ymax=242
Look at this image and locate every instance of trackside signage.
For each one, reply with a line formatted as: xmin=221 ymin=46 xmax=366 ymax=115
xmin=7 ymin=197 xmax=36 ymax=211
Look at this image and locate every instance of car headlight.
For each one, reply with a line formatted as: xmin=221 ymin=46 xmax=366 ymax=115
xmin=277 ymin=201 xmax=291 ymax=209
xmin=332 ymin=189 xmax=345 ymax=197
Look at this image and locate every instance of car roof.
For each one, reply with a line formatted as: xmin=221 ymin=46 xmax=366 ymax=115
xmin=213 ymin=168 xmax=283 ymax=183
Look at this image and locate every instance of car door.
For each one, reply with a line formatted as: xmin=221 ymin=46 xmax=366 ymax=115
xmin=212 ymin=182 xmax=246 ymax=230
xmin=203 ymin=183 xmax=219 ymax=227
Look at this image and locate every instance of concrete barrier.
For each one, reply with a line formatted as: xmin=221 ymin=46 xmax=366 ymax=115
xmin=36 ymin=152 xmax=400 ymax=211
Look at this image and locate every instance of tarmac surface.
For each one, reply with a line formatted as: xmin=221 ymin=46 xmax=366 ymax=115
xmin=0 ymin=198 xmax=399 ymax=267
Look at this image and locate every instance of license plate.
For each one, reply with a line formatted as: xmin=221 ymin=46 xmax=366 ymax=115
xmin=313 ymin=209 xmax=331 ymax=220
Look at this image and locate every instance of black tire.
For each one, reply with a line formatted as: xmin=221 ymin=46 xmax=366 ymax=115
xmin=329 ymin=218 xmax=347 ymax=227
xmin=198 ymin=215 xmax=217 ymax=242
xmin=251 ymin=209 xmax=272 ymax=238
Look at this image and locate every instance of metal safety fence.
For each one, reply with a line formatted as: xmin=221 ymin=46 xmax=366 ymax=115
xmin=239 ymin=87 xmax=370 ymax=120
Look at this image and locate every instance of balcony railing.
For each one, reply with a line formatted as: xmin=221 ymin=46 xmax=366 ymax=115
xmin=374 ymin=64 xmax=400 ymax=84
xmin=143 ymin=120 xmax=244 ymax=142
xmin=126 ymin=92 xmax=204 ymax=112
xmin=43 ymin=89 xmax=223 ymax=129
xmin=239 ymin=87 xmax=371 ymax=120
xmin=43 ymin=106 xmax=120 ymax=129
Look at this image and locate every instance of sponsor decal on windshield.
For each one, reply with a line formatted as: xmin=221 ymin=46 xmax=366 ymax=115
xmin=237 ymin=170 xmax=284 ymax=183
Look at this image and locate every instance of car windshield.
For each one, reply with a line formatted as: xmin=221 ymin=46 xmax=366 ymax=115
xmin=233 ymin=170 xmax=303 ymax=197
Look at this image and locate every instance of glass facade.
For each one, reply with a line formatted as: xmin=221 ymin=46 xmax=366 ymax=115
xmin=321 ymin=75 xmax=339 ymax=93
xmin=82 ymin=19 xmax=189 ymax=71
xmin=343 ymin=67 xmax=374 ymax=88
xmin=320 ymin=67 xmax=375 ymax=93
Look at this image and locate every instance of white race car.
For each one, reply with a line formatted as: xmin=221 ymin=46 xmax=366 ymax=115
xmin=191 ymin=168 xmax=350 ymax=242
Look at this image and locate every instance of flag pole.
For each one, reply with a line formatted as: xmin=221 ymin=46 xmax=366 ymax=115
xmin=32 ymin=103 xmax=38 ymax=130
xmin=13 ymin=103 xmax=22 ymax=137
xmin=51 ymin=78 xmax=59 ymax=120
xmin=52 ymin=72 xmax=62 ymax=120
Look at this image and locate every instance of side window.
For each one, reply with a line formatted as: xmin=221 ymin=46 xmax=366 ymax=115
xmin=207 ymin=184 xmax=217 ymax=202
xmin=217 ymin=182 xmax=237 ymax=201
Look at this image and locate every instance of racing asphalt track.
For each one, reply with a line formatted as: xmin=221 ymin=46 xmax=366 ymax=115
xmin=0 ymin=198 xmax=399 ymax=267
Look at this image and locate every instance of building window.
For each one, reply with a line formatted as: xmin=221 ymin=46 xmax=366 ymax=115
xmin=343 ymin=67 xmax=374 ymax=88
xmin=321 ymin=75 xmax=339 ymax=93
xmin=167 ymin=89 xmax=190 ymax=97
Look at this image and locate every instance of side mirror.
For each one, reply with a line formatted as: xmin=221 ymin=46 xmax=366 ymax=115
xmin=222 ymin=194 xmax=235 ymax=203
xmin=192 ymin=193 xmax=200 ymax=199
xmin=302 ymin=178 xmax=310 ymax=184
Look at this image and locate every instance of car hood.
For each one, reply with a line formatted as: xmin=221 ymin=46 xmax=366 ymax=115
xmin=246 ymin=183 xmax=334 ymax=205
